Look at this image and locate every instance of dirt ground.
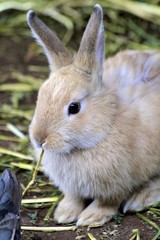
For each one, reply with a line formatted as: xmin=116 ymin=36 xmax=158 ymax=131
xmin=1 ymin=36 xmax=160 ymax=240
xmin=20 ymin=212 xmax=158 ymax=240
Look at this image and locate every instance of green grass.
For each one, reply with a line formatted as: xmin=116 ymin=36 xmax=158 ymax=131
xmin=1 ymin=0 xmax=160 ymax=53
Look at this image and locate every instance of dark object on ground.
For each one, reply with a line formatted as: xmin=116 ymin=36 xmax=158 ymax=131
xmin=0 ymin=169 xmax=21 ymax=240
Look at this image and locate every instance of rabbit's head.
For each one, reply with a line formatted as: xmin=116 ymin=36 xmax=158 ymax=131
xmin=28 ymin=5 xmax=116 ymax=154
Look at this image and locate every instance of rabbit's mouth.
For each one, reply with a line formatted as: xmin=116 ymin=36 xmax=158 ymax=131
xmin=38 ymin=139 xmax=74 ymax=155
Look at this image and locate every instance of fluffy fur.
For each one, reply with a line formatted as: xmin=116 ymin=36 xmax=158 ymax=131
xmin=27 ymin=5 xmax=160 ymax=226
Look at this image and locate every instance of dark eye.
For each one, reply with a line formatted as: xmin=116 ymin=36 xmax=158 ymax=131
xmin=68 ymin=102 xmax=81 ymax=115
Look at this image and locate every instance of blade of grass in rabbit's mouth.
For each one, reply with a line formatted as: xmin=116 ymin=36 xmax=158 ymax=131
xmin=22 ymin=149 xmax=44 ymax=196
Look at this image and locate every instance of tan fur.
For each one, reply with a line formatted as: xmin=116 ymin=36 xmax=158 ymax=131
xmin=27 ymin=5 xmax=160 ymax=226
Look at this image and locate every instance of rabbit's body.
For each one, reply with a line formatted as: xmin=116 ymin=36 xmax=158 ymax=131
xmin=38 ymin=119 xmax=133 ymax=201
xmin=27 ymin=5 xmax=160 ymax=226
xmin=104 ymin=50 xmax=160 ymax=98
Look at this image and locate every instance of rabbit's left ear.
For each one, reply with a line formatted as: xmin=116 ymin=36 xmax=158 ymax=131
xmin=27 ymin=11 xmax=72 ymax=71
xmin=74 ymin=4 xmax=105 ymax=84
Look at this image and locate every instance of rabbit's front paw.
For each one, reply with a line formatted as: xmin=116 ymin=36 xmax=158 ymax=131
xmin=54 ymin=194 xmax=84 ymax=223
xmin=77 ymin=199 xmax=118 ymax=226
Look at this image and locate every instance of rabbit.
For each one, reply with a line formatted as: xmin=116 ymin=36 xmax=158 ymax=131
xmin=27 ymin=4 xmax=160 ymax=226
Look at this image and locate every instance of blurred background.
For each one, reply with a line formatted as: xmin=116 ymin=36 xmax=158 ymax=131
xmin=0 ymin=1 xmax=160 ymax=238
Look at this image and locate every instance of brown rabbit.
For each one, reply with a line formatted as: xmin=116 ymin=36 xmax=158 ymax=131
xmin=27 ymin=4 xmax=160 ymax=226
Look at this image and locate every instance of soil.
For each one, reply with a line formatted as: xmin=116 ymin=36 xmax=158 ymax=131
xmin=0 ymin=36 xmax=160 ymax=240
xmin=20 ymin=214 xmax=158 ymax=240
xmin=20 ymin=200 xmax=158 ymax=240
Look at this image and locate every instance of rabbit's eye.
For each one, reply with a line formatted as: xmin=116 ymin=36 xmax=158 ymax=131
xmin=68 ymin=102 xmax=81 ymax=115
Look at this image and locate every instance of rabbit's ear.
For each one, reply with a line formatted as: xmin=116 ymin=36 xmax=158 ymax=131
xmin=27 ymin=11 xmax=72 ymax=71
xmin=74 ymin=4 xmax=104 ymax=83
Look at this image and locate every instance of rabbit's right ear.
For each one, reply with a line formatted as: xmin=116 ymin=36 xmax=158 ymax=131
xmin=27 ymin=11 xmax=72 ymax=71
xmin=74 ymin=4 xmax=105 ymax=85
